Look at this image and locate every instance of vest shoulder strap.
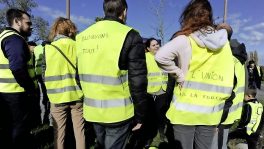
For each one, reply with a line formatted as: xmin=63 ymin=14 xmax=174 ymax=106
xmin=49 ymin=44 xmax=76 ymax=70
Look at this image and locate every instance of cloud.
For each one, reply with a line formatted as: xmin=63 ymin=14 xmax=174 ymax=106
xmin=227 ymin=14 xmax=264 ymax=46
xmin=227 ymin=13 xmax=250 ymax=33
xmin=243 ymin=22 xmax=264 ymax=31
xmin=238 ymin=22 xmax=264 ymax=46
xmin=227 ymin=14 xmax=264 ymax=65
xmin=37 ymin=5 xmax=93 ymax=28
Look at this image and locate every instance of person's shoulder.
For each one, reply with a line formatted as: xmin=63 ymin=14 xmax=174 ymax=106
xmin=2 ymin=34 xmax=25 ymax=45
xmin=125 ymin=29 xmax=142 ymax=43
xmin=127 ymin=29 xmax=141 ymax=37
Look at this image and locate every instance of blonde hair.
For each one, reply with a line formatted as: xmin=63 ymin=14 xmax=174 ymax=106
xmin=48 ymin=17 xmax=77 ymax=41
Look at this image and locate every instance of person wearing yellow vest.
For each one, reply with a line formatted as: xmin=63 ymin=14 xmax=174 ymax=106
xmin=0 ymin=8 xmax=38 ymax=148
xmin=43 ymin=17 xmax=85 ymax=149
xmin=34 ymin=43 xmax=51 ymax=125
xmin=210 ymin=23 xmax=248 ymax=149
xmin=228 ymin=89 xmax=264 ymax=149
xmin=145 ymin=38 xmax=170 ymax=146
xmin=27 ymin=41 xmax=42 ymax=128
xmin=155 ymin=1 xmax=235 ymax=149
xmin=76 ymin=0 xmax=149 ymax=149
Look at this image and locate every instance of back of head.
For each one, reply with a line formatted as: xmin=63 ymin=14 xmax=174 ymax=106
xmin=176 ymin=0 xmax=214 ymax=36
xmin=6 ymin=8 xmax=30 ymax=26
xmin=48 ymin=17 xmax=77 ymax=41
xmin=103 ymin=0 xmax=127 ymax=17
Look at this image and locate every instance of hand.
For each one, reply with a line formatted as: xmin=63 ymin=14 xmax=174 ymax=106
xmin=178 ymin=81 xmax=184 ymax=90
xmin=132 ymin=123 xmax=142 ymax=131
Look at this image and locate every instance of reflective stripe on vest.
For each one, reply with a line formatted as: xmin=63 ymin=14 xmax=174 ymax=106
xmin=44 ymin=38 xmax=83 ymax=104
xmin=166 ymin=37 xmax=235 ymax=125
xmin=172 ymin=95 xmax=225 ymax=113
xmin=222 ymin=57 xmax=246 ymax=125
xmin=84 ymin=97 xmax=132 ymax=108
xmin=79 ymin=74 xmax=128 ymax=85
xmin=146 ymin=52 xmax=168 ymax=93
xmin=257 ymin=66 xmax=261 ymax=77
xmin=77 ymin=20 xmax=134 ymax=123
xmin=246 ymin=102 xmax=263 ymax=135
xmin=0 ymin=30 xmax=36 ymax=92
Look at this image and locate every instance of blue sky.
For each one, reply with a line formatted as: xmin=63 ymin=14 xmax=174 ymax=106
xmin=32 ymin=0 xmax=264 ymax=65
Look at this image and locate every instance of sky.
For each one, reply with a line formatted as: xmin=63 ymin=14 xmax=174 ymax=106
xmin=30 ymin=0 xmax=264 ymax=65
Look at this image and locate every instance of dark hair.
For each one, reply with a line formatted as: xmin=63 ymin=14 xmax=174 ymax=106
xmin=246 ymin=89 xmax=257 ymax=98
xmin=103 ymin=0 xmax=127 ymax=17
xmin=248 ymin=60 xmax=255 ymax=65
xmin=145 ymin=37 xmax=157 ymax=48
xmin=6 ymin=8 xmax=30 ymax=26
xmin=174 ymin=0 xmax=214 ymax=37
xmin=27 ymin=41 xmax=37 ymax=46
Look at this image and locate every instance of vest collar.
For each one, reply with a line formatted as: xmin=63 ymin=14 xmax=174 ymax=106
xmin=4 ymin=27 xmax=23 ymax=37
xmin=104 ymin=16 xmax=124 ymax=24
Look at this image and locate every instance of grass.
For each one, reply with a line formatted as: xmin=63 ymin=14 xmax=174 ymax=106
xmin=34 ymin=82 xmax=264 ymax=149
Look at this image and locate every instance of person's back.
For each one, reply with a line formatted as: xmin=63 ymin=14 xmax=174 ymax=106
xmin=76 ymin=0 xmax=148 ymax=149
xmin=155 ymin=1 xmax=235 ymax=149
xmin=43 ymin=17 xmax=86 ymax=149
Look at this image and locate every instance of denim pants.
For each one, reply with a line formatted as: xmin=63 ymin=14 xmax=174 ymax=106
xmin=93 ymin=121 xmax=131 ymax=149
xmin=173 ymin=124 xmax=216 ymax=149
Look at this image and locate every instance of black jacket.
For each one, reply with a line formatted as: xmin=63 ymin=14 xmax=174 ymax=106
xmin=106 ymin=16 xmax=149 ymax=124
xmin=230 ymin=39 xmax=247 ymax=65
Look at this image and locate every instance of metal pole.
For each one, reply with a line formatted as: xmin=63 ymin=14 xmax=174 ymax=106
xmin=223 ymin=0 xmax=228 ymax=23
xmin=66 ymin=0 xmax=70 ymax=19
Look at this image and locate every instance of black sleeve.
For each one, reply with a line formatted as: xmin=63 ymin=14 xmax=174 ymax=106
xmin=2 ymin=35 xmax=36 ymax=93
xmin=238 ymin=104 xmax=252 ymax=128
xmin=119 ymin=30 xmax=149 ymax=123
xmin=166 ymin=74 xmax=176 ymax=104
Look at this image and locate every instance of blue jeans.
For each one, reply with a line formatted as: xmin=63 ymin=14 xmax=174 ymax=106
xmin=93 ymin=121 xmax=131 ymax=149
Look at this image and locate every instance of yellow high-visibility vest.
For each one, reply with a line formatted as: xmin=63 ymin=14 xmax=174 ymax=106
xmin=44 ymin=38 xmax=83 ymax=104
xmin=166 ymin=37 xmax=235 ymax=125
xmin=222 ymin=57 xmax=245 ymax=125
xmin=0 ymin=30 xmax=37 ymax=92
xmin=76 ymin=20 xmax=134 ymax=123
xmin=34 ymin=44 xmax=44 ymax=76
xmin=146 ymin=52 xmax=168 ymax=93
xmin=257 ymin=66 xmax=262 ymax=77
xmin=246 ymin=102 xmax=263 ymax=135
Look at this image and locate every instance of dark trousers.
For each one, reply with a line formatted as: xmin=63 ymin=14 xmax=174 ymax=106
xmin=0 ymin=92 xmax=35 ymax=149
xmin=93 ymin=121 xmax=131 ymax=149
xmin=153 ymin=93 xmax=168 ymax=130
xmin=228 ymin=128 xmax=259 ymax=149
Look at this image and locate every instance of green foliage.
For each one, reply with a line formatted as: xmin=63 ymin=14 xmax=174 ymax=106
xmin=0 ymin=0 xmax=49 ymax=42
